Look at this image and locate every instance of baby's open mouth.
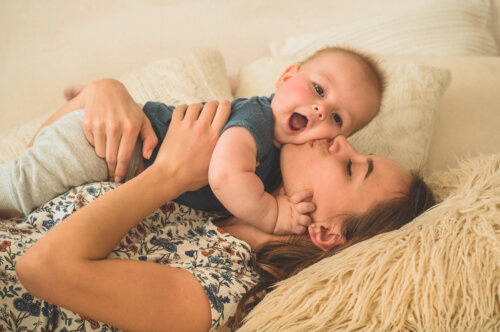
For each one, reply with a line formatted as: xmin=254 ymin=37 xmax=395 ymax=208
xmin=289 ymin=112 xmax=308 ymax=132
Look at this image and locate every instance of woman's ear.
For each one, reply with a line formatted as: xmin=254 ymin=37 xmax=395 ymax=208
xmin=308 ymin=223 xmax=346 ymax=252
xmin=275 ymin=63 xmax=299 ymax=88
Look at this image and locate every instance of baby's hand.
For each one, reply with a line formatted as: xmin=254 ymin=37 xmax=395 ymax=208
xmin=274 ymin=189 xmax=315 ymax=235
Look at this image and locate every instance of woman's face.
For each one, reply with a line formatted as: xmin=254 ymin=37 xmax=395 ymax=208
xmin=280 ymin=136 xmax=411 ymax=250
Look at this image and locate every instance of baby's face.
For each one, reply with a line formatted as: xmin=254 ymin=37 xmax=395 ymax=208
xmin=271 ymin=50 xmax=381 ymax=146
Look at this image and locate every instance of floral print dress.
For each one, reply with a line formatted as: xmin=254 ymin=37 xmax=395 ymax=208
xmin=0 ymin=182 xmax=260 ymax=331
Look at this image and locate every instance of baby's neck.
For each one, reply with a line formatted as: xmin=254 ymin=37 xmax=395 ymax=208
xmin=273 ymin=138 xmax=282 ymax=149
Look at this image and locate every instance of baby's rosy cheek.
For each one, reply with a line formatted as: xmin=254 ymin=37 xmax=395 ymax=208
xmin=279 ymin=81 xmax=310 ymax=99
xmin=290 ymin=85 xmax=310 ymax=100
xmin=315 ymin=122 xmax=341 ymax=139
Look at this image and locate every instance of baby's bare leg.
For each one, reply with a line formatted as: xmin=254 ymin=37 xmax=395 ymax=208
xmin=0 ymin=111 xmax=108 ymax=214
xmin=0 ymin=110 xmax=142 ymax=215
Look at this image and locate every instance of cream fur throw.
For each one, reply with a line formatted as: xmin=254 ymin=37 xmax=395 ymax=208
xmin=238 ymin=153 xmax=500 ymax=331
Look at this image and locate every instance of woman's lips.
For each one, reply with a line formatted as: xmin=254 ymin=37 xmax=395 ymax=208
xmin=309 ymin=138 xmax=335 ymax=149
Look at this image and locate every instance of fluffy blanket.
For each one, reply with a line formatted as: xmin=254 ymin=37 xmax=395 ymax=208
xmin=238 ymin=153 xmax=500 ymax=331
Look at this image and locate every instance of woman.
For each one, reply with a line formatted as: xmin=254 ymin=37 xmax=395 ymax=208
xmin=1 ymin=99 xmax=436 ymax=331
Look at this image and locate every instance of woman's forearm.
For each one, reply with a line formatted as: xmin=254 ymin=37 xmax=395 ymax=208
xmin=23 ymin=165 xmax=181 ymax=261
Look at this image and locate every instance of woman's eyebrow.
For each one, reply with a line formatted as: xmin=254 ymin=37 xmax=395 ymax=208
xmin=364 ymin=158 xmax=374 ymax=180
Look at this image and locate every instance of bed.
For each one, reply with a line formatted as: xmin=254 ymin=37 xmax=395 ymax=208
xmin=1 ymin=0 xmax=499 ymax=330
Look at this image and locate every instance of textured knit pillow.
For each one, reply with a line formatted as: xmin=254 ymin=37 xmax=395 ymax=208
xmin=118 ymin=47 xmax=232 ymax=105
xmin=269 ymin=0 xmax=498 ymax=58
xmin=235 ymin=55 xmax=451 ymax=171
xmin=0 ymin=48 xmax=233 ymax=163
xmin=238 ymin=153 xmax=500 ymax=331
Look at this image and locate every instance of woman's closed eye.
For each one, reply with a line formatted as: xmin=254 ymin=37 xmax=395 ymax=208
xmin=313 ymin=83 xmax=324 ymax=97
xmin=346 ymin=160 xmax=352 ymax=176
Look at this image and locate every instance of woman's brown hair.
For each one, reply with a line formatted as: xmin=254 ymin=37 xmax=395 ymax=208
xmin=227 ymin=172 xmax=436 ymax=330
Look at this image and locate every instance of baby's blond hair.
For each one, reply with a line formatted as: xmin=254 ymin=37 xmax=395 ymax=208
xmin=300 ymin=46 xmax=386 ymax=98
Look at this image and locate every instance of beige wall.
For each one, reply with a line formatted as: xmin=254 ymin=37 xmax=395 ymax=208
xmin=1 ymin=0 xmax=499 ymax=134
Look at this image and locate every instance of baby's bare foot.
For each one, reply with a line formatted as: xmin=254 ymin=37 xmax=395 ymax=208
xmin=63 ymin=84 xmax=85 ymax=101
xmin=0 ymin=209 xmax=25 ymax=219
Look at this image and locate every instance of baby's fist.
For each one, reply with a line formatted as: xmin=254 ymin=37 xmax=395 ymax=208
xmin=274 ymin=189 xmax=315 ymax=235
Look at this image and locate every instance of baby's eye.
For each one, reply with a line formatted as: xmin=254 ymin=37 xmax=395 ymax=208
xmin=346 ymin=160 xmax=352 ymax=177
xmin=332 ymin=113 xmax=343 ymax=127
xmin=313 ymin=83 xmax=324 ymax=97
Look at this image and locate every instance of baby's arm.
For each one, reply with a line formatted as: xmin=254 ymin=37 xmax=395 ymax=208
xmin=209 ymin=127 xmax=313 ymax=234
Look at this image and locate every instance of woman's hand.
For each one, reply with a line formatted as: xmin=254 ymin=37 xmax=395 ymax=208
xmin=81 ymin=79 xmax=158 ymax=182
xmin=152 ymin=100 xmax=231 ymax=193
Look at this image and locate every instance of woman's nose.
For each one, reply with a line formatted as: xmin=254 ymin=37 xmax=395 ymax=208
xmin=328 ymin=135 xmax=362 ymax=156
xmin=328 ymin=135 xmax=345 ymax=153
xmin=313 ymin=104 xmax=328 ymax=120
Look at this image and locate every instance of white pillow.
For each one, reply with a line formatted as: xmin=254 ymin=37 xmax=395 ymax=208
xmin=119 ymin=47 xmax=233 ymax=105
xmin=235 ymin=55 xmax=451 ymax=171
xmin=0 ymin=48 xmax=233 ymax=164
xmin=386 ymin=55 xmax=500 ymax=175
xmin=238 ymin=153 xmax=500 ymax=331
xmin=269 ymin=0 xmax=499 ymax=58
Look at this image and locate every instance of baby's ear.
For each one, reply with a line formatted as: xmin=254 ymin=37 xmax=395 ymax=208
xmin=309 ymin=223 xmax=345 ymax=251
xmin=275 ymin=64 xmax=299 ymax=88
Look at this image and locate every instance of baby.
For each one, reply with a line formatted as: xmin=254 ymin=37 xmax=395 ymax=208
xmin=0 ymin=47 xmax=384 ymax=234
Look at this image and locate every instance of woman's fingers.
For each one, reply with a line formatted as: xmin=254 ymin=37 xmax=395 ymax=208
xmin=114 ymin=133 xmax=139 ymax=182
xmin=183 ymin=103 xmax=204 ymax=122
xmin=211 ymin=100 xmax=231 ymax=132
xmin=91 ymin=125 xmax=107 ymax=159
xmin=172 ymin=101 xmax=230 ymax=131
xmin=197 ymin=101 xmax=219 ymax=123
xmin=154 ymin=101 xmax=230 ymax=192
xmin=139 ymin=116 xmax=158 ymax=161
xmin=82 ymin=122 xmax=96 ymax=148
xmin=171 ymin=104 xmax=188 ymax=122
xmin=82 ymin=79 xmax=157 ymax=181
xmin=105 ymin=125 xmax=121 ymax=181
